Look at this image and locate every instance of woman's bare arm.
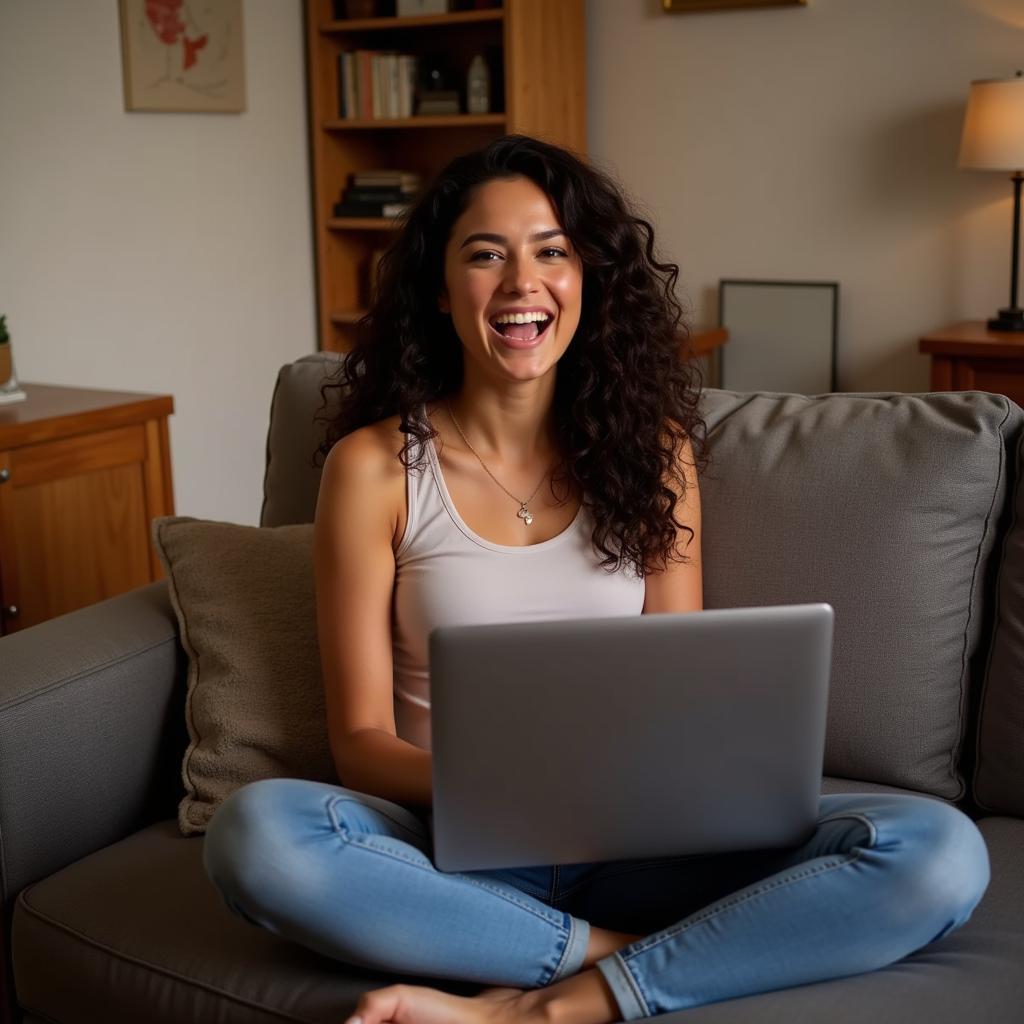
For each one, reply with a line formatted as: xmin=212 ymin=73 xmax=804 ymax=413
xmin=313 ymin=427 xmax=433 ymax=808
xmin=642 ymin=434 xmax=703 ymax=615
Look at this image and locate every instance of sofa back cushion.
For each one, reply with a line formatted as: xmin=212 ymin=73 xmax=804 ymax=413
xmin=697 ymin=389 xmax=1021 ymax=800
xmin=261 ymin=352 xmax=345 ymax=528
xmin=261 ymin=356 xmax=1021 ymax=802
xmin=973 ymin=423 xmax=1024 ymax=816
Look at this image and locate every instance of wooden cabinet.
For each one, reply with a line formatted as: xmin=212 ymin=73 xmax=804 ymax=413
xmin=0 ymin=383 xmax=175 ymax=635
xmin=305 ymin=0 xmax=587 ymax=353
xmin=684 ymin=327 xmax=729 ymax=388
xmin=920 ymin=321 xmax=1024 ymax=408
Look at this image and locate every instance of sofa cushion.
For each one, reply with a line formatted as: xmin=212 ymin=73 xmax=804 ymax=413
xmin=151 ymin=516 xmax=335 ymax=836
xmin=12 ymin=820 xmax=391 ymax=1024
xmin=11 ymin=787 xmax=1021 ymax=1024
xmin=259 ymin=361 xmax=1022 ymax=802
xmin=261 ymin=352 xmax=345 ymax=529
xmin=698 ymin=389 xmax=1022 ymax=801
xmin=818 ymin=776 xmax=949 ymax=799
xmin=973 ymin=421 xmax=1024 ymax=817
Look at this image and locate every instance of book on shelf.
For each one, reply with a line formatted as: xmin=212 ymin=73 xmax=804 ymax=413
xmin=337 ymin=192 xmax=416 ymax=214
xmin=352 ymin=169 xmax=422 ymax=186
xmin=417 ymin=90 xmax=460 ymax=114
xmin=344 ymin=187 xmax=414 ymax=201
xmin=333 ymin=200 xmax=413 ymax=218
xmin=338 ymin=50 xmax=419 ymax=119
xmin=334 ymin=170 xmax=422 ymax=217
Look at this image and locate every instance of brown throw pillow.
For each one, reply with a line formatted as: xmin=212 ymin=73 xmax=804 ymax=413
xmin=151 ymin=516 xmax=336 ymax=836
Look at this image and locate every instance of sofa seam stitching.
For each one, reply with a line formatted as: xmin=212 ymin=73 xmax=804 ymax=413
xmin=955 ymin=399 xmax=1013 ymax=807
xmin=156 ymin=521 xmax=204 ymax=828
xmin=14 ymin=1002 xmax=61 ymax=1024
xmin=0 ymin=632 xmax=177 ymax=714
xmin=15 ymin=887 xmax=316 ymax=1023
xmin=970 ymin=404 xmax=1022 ymax=815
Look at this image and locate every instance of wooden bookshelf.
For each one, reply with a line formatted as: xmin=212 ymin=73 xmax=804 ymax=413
xmin=303 ymin=0 xmax=588 ymax=353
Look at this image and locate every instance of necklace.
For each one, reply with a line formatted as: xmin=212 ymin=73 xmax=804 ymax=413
xmin=444 ymin=400 xmax=553 ymax=526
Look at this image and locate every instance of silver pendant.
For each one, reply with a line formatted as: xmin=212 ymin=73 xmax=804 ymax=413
xmin=517 ymin=503 xmax=534 ymax=526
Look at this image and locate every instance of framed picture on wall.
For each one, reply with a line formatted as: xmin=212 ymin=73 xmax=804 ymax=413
xmin=118 ymin=0 xmax=246 ymax=113
xmin=718 ymin=279 xmax=839 ymax=394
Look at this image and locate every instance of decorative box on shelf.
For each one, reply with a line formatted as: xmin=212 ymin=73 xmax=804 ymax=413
xmin=398 ymin=0 xmax=450 ymax=15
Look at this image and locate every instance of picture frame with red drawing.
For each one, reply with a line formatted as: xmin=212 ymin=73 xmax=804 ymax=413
xmin=118 ymin=0 xmax=246 ymax=114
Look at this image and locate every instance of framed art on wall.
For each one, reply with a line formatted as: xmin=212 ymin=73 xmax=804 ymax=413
xmin=119 ymin=0 xmax=246 ymax=113
xmin=718 ymin=279 xmax=838 ymax=394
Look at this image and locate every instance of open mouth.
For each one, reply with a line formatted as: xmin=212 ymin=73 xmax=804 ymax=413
xmin=487 ymin=315 xmax=554 ymax=344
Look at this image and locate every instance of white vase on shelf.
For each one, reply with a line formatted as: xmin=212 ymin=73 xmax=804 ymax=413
xmin=466 ymin=54 xmax=490 ymax=114
xmin=0 ymin=342 xmax=27 ymax=405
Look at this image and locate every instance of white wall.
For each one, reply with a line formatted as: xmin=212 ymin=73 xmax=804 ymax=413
xmin=3 ymin=1 xmax=1020 ymax=530
xmin=0 ymin=0 xmax=316 ymax=526
xmin=587 ymin=0 xmax=1024 ymax=392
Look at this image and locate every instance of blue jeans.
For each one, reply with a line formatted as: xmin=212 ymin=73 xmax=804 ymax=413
xmin=202 ymin=778 xmax=990 ymax=1020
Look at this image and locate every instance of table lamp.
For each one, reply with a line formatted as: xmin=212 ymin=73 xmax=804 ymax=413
xmin=958 ymin=70 xmax=1024 ymax=332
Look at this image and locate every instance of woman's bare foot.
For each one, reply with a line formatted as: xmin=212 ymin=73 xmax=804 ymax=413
xmin=341 ymin=981 xmax=536 ymax=1024
xmin=338 ymin=927 xmax=642 ymax=1023
xmin=341 ymin=966 xmax=624 ymax=1024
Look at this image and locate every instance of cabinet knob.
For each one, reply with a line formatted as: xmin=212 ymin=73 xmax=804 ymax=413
xmin=4 ymin=605 xmax=17 ymax=619
xmin=0 ymin=468 xmax=9 ymax=483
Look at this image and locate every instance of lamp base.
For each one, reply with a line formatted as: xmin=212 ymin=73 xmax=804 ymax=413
xmin=987 ymin=308 xmax=1024 ymax=333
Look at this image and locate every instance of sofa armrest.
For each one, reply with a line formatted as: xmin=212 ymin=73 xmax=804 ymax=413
xmin=0 ymin=581 xmax=187 ymax=901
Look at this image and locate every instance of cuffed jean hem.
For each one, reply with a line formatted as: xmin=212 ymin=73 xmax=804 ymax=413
xmin=595 ymin=951 xmax=649 ymax=1021
xmin=549 ymin=913 xmax=591 ymax=984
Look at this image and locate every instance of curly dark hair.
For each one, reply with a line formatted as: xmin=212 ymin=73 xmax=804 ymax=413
xmin=312 ymin=133 xmax=709 ymax=579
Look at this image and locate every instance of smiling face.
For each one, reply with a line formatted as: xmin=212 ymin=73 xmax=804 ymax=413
xmin=438 ymin=176 xmax=584 ymax=385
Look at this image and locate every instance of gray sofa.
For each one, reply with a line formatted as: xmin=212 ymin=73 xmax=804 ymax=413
xmin=3 ymin=351 xmax=1024 ymax=1023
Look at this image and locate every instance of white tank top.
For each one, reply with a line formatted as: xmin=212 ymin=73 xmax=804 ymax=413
xmin=391 ymin=404 xmax=647 ymax=750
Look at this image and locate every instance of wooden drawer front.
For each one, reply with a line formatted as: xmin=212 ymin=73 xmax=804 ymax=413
xmin=952 ymin=359 xmax=1024 ymax=409
xmin=10 ymin=423 xmax=146 ymax=484
xmin=0 ymin=426 xmax=153 ymax=631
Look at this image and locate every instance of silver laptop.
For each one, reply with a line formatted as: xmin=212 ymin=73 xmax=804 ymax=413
xmin=428 ymin=603 xmax=833 ymax=872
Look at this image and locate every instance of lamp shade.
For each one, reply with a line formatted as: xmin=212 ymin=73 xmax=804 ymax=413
xmin=954 ymin=73 xmax=1024 ymax=171
xmin=958 ymin=73 xmax=1024 ymax=171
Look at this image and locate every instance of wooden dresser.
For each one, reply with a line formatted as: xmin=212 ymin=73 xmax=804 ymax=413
xmin=0 ymin=383 xmax=175 ymax=635
xmin=919 ymin=321 xmax=1024 ymax=407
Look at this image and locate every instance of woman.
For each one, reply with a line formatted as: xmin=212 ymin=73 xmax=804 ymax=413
xmin=203 ymin=135 xmax=990 ymax=1024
